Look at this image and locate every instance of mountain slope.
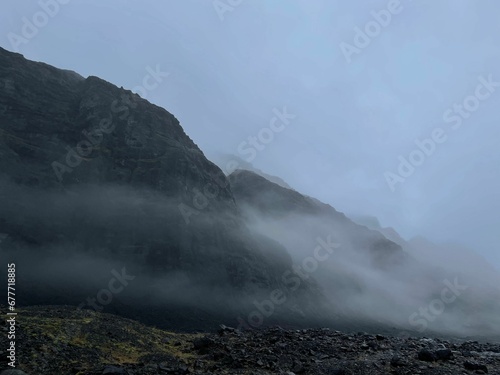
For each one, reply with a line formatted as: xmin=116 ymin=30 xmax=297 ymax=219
xmin=227 ymin=169 xmax=500 ymax=337
xmin=228 ymin=169 xmax=404 ymax=264
xmin=0 ymin=47 xmax=324 ymax=329
xmin=208 ymin=152 xmax=294 ymax=189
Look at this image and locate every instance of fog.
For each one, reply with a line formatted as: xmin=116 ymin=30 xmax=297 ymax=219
xmin=240 ymin=202 xmax=500 ymax=338
xmin=1 ymin=160 xmax=499 ymax=336
xmin=2 ymin=0 xmax=499 ymax=269
xmin=0 ymin=177 xmax=327 ymax=331
xmin=1 ymin=0 xmax=500 ymax=338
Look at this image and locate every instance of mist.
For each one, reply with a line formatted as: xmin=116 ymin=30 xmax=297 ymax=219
xmin=2 ymin=0 xmax=500 ymax=269
xmin=2 ymin=0 xmax=500 ymax=346
xmin=0 ymin=176 xmax=329 ymax=331
xmin=235 ymin=183 xmax=500 ymax=338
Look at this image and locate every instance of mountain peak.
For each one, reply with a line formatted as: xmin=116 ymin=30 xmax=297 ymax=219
xmin=209 ymin=152 xmax=294 ymax=189
xmin=0 ymin=48 xmax=325 ymax=330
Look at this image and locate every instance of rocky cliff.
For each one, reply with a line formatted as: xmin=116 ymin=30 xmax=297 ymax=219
xmin=228 ymin=169 xmax=404 ymax=266
xmin=0 ymin=47 xmax=324 ymax=329
xmin=226 ymin=169 xmax=500 ymax=337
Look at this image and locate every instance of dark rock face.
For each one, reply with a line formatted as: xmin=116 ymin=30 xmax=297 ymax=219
xmin=0 ymin=47 xmax=228 ymax=197
xmin=0 ymin=47 xmax=323 ymax=328
xmin=228 ymin=169 xmax=404 ymax=265
xmin=227 ymin=170 xmax=464 ymax=332
xmin=209 ymin=152 xmax=294 ymax=189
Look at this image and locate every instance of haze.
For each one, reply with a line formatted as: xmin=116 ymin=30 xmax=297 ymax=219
xmin=2 ymin=0 xmax=499 ymax=269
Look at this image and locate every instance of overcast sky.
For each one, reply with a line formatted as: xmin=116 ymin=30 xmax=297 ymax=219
xmin=2 ymin=0 xmax=500 ymax=268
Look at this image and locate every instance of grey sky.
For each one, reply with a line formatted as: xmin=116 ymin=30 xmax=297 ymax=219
xmin=2 ymin=0 xmax=499 ymax=268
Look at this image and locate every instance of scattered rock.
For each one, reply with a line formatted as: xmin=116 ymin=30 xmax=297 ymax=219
xmin=102 ymin=366 xmax=128 ymax=374
xmin=464 ymin=360 xmax=488 ymax=373
xmin=417 ymin=347 xmax=453 ymax=362
xmin=193 ymin=337 xmax=214 ymax=354
xmin=218 ymin=324 xmax=236 ymax=335
xmin=390 ymin=355 xmax=407 ymax=367
xmin=435 ymin=348 xmax=453 ymax=361
xmin=1 ymin=370 xmax=29 ymax=375
xmin=3 ymin=306 xmax=500 ymax=375
xmin=418 ymin=349 xmax=437 ymax=362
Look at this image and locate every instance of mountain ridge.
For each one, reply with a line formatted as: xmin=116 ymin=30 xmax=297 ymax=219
xmin=0 ymin=47 xmax=326 ymax=330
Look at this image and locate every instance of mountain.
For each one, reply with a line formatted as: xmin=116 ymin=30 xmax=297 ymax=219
xmin=350 ymin=215 xmax=500 ymax=336
xmin=0 ymin=47 xmax=324 ymax=329
xmin=407 ymin=236 xmax=500 ymax=280
xmin=2 ymin=47 xmax=500 ymax=339
xmin=351 ymin=214 xmax=408 ymax=248
xmin=208 ymin=152 xmax=294 ymax=189
xmin=228 ymin=169 xmax=500 ymax=337
xmin=228 ymin=169 xmax=404 ymax=265
xmin=351 ymin=215 xmax=500 ymax=288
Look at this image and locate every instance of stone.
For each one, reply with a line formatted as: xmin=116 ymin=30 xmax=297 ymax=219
xmin=435 ymin=348 xmax=453 ymax=361
xmin=463 ymin=360 xmax=488 ymax=373
xmin=390 ymin=355 xmax=407 ymax=367
xmin=418 ymin=349 xmax=437 ymax=362
xmin=102 ymin=366 xmax=127 ymax=374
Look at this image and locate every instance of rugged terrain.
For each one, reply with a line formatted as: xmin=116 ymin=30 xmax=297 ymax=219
xmin=228 ymin=169 xmax=403 ymax=263
xmin=2 ymin=47 xmax=500 ymax=373
xmin=1 ymin=306 xmax=499 ymax=375
xmin=0 ymin=46 xmax=327 ymax=329
xmin=227 ymin=169 xmax=500 ymax=337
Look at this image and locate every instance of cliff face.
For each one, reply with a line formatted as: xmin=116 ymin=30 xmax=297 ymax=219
xmin=226 ymin=170 xmax=500 ymax=337
xmin=228 ymin=169 xmax=404 ymax=265
xmin=0 ymin=48 xmax=324 ymax=328
xmin=0 ymin=48 xmax=229 ymax=199
xmin=228 ymin=169 xmax=419 ymax=325
xmin=208 ymin=152 xmax=294 ymax=189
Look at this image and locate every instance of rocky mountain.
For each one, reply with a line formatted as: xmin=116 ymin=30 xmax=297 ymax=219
xmin=227 ymin=169 xmax=500 ymax=337
xmin=351 ymin=215 xmax=407 ymax=247
xmin=208 ymin=152 xmax=294 ymax=189
xmin=351 ymin=215 xmax=500 ymax=283
xmin=228 ymin=169 xmax=405 ymax=266
xmin=2 ymin=47 xmax=499 ymax=341
xmin=0 ymin=47 xmax=324 ymax=330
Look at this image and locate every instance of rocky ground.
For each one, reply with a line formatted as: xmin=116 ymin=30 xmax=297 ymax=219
xmin=1 ymin=306 xmax=500 ymax=375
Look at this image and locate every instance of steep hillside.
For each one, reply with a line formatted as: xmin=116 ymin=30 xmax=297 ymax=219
xmin=227 ymin=170 xmax=500 ymax=337
xmin=228 ymin=169 xmax=404 ymax=265
xmin=0 ymin=48 xmax=324 ymax=329
xmin=208 ymin=152 xmax=294 ymax=189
